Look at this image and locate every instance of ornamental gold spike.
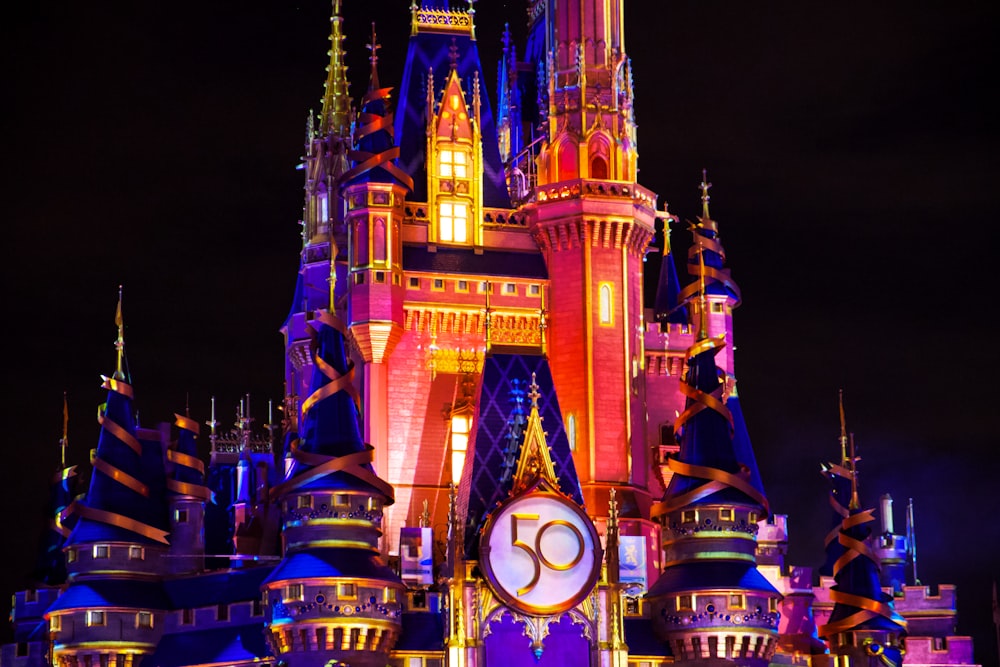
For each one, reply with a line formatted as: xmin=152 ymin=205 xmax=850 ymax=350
xmin=114 ymin=285 xmax=125 ymax=380
xmin=319 ymin=0 xmax=351 ymax=137
xmin=699 ymin=167 xmax=712 ymax=220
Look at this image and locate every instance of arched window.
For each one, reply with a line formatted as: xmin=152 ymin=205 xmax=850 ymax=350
xmin=567 ymin=414 xmax=577 ymax=452
xmin=598 ymin=283 xmax=613 ymax=325
xmin=558 ymin=140 xmax=578 ymax=182
xmin=590 ymin=155 xmax=608 ymax=179
xmin=373 ymin=218 xmax=386 ymax=262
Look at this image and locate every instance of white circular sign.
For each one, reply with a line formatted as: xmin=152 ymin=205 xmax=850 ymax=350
xmin=480 ymin=492 xmax=602 ymax=615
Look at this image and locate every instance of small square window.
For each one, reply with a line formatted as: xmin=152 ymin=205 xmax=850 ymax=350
xmin=374 ymin=271 xmax=385 ymax=283
xmin=181 ymin=608 xmax=193 ymax=625
xmin=216 ymin=604 xmax=229 ymax=621
xmin=355 ymin=273 xmax=365 ymax=285
xmin=729 ymin=594 xmax=746 ymax=609
xmin=408 ymin=277 xmax=420 ymax=289
xmin=252 ymin=599 xmax=263 ymax=616
xmin=433 ymin=278 xmax=445 ymax=291
xmin=682 ymin=510 xmax=698 ymax=523
xmin=285 ymin=584 xmax=303 ymax=601
xmin=719 ymin=508 xmax=734 ymax=521
xmin=334 ymin=494 xmax=350 ymax=507
xmin=136 ymin=612 xmax=153 ymax=629
xmin=66 ymin=548 xmax=77 ymax=564
xmin=297 ymin=495 xmax=312 ymax=509
xmin=456 ymin=280 xmax=469 ymax=292
xmin=25 ymin=589 xmax=37 ymax=603
xmin=87 ymin=611 xmax=106 ymax=627
xmin=49 ymin=615 xmax=61 ymax=632
xmin=175 ymin=509 xmax=188 ymax=523
xmin=528 ymin=284 xmax=541 ymax=296
xmin=393 ymin=273 xmax=402 ymax=286
xmin=93 ymin=545 xmax=110 ymax=559
xmin=478 ymin=281 xmax=492 ymax=294
xmin=15 ymin=643 xmax=28 ymax=657
xmin=768 ymin=598 xmax=779 ymax=613
xmin=129 ymin=546 xmax=144 ymax=560
xmin=711 ymin=301 xmax=724 ymax=313
xmin=384 ymin=587 xmax=397 ymax=603
xmin=367 ymin=497 xmax=381 ymax=512
xmin=504 ymin=283 xmax=516 ymax=294
xmin=748 ymin=511 xmax=758 ymax=524
xmin=338 ymin=583 xmax=357 ymax=599
xmin=677 ymin=595 xmax=693 ymax=611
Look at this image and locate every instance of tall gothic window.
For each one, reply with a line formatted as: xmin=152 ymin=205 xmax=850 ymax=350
xmin=439 ymin=201 xmax=469 ymax=243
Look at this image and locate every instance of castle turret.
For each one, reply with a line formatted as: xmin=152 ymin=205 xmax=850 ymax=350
xmin=817 ymin=436 xmax=908 ymax=666
xmin=341 ymin=23 xmax=413 ymax=483
xmin=524 ymin=0 xmax=656 ymax=529
xmin=647 ymin=259 xmax=780 ymax=665
xmin=45 ymin=293 xmax=171 ymax=667
xmin=166 ymin=413 xmax=210 ymax=575
xmin=263 ymin=309 xmax=403 ymax=667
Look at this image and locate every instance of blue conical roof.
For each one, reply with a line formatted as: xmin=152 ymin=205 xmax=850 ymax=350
xmin=167 ymin=414 xmax=211 ymax=501
xmin=34 ymin=464 xmax=80 ymax=584
xmin=280 ymin=312 xmax=387 ymax=497
xmin=68 ymin=378 xmax=170 ymax=546
xmin=654 ymin=238 xmax=689 ymax=325
xmin=663 ymin=342 xmax=768 ymax=515
xmin=819 ymin=504 xmax=907 ymax=644
xmin=819 ymin=462 xmax=852 ymax=577
xmin=678 ymin=219 xmax=742 ymax=306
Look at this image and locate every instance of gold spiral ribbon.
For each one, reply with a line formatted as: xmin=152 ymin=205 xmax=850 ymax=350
xmin=817 ymin=509 xmax=906 ymax=637
xmin=678 ymin=231 xmax=742 ymax=307
xmin=650 ymin=458 xmax=769 ymax=518
xmin=61 ymin=376 xmax=172 ymax=544
xmin=166 ymin=414 xmax=212 ymax=502
xmin=673 ymin=334 xmax=732 ymax=439
xmin=51 ymin=466 xmax=79 ymax=537
xmin=270 ymin=309 xmax=393 ymax=502
xmin=339 ymin=87 xmax=415 ymax=190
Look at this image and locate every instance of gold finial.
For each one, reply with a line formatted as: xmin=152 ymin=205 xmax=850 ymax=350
xmin=114 ymin=285 xmax=125 ymax=380
xmin=483 ymin=281 xmax=492 ymax=353
xmin=528 ymin=372 xmax=540 ymax=409
xmin=699 ymin=168 xmax=712 ymax=220
xmin=207 ymin=395 xmax=218 ymax=437
xmin=366 ymin=22 xmax=381 ymax=87
xmin=696 ymin=243 xmax=709 ymax=341
xmin=420 ymin=498 xmax=431 ymax=528
xmin=848 ymin=432 xmax=860 ymax=510
xmin=61 ymin=391 xmax=69 ymax=469
xmin=838 ymin=389 xmax=848 ymax=466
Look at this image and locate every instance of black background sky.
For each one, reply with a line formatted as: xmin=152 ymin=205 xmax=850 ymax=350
xmin=3 ymin=1 xmax=998 ymax=663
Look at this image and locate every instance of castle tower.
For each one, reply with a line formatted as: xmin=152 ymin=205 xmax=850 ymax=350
xmin=647 ymin=267 xmax=780 ymax=665
xmin=341 ymin=23 xmax=413 ymax=481
xmin=817 ymin=437 xmax=908 ymax=666
xmin=45 ymin=294 xmax=172 ymax=667
xmin=263 ymin=309 xmax=404 ymax=667
xmin=165 ymin=413 xmax=210 ymax=575
xmin=524 ymin=0 xmax=656 ymax=522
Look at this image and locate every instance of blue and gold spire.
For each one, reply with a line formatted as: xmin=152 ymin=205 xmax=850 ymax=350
xmin=341 ymin=23 xmax=413 ymax=190
xmin=66 ymin=292 xmax=170 ymax=548
xmin=653 ymin=210 xmax=689 ymax=326
xmin=818 ymin=435 xmax=907 ymax=665
xmin=34 ymin=394 xmax=80 ymax=585
xmin=678 ymin=170 xmax=742 ymax=307
xmin=820 ymin=390 xmax=854 ymax=577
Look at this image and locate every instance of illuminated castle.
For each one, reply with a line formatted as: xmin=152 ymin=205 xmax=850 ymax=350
xmin=1 ymin=2 xmax=981 ymax=667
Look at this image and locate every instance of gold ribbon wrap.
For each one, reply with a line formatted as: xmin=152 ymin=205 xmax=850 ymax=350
xmin=61 ymin=375 xmax=171 ymax=544
xmin=678 ymin=229 xmax=742 ymax=307
xmin=51 ymin=466 xmax=79 ymax=537
xmin=166 ymin=414 xmax=212 ymax=501
xmin=339 ymin=86 xmax=415 ymax=190
xmin=817 ymin=509 xmax=907 ymax=637
xmin=270 ymin=310 xmax=393 ymax=503
xmin=651 ymin=459 xmax=769 ymax=518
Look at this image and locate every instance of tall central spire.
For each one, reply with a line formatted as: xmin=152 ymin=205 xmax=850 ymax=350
xmin=319 ymin=0 xmax=351 ymax=137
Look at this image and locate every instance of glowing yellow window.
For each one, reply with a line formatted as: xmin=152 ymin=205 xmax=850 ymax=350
xmin=439 ymin=201 xmax=469 ymax=243
xmin=439 ymin=149 xmax=468 ymax=179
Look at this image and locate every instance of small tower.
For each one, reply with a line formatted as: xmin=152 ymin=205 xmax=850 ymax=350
xmin=341 ymin=23 xmax=413 ymax=479
xmin=263 ymin=309 xmax=404 ymax=667
xmin=166 ymin=412 xmax=210 ymax=575
xmin=46 ymin=292 xmax=171 ymax=667
xmin=647 ymin=261 xmax=780 ymax=665
xmin=817 ymin=436 xmax=908 ymax=666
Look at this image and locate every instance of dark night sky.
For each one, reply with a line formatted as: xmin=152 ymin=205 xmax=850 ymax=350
xmin=3 ymin=1 xmax=998 ymax=662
